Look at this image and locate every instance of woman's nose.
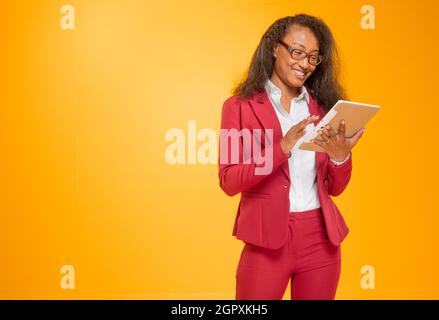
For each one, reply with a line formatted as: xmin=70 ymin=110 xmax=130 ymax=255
xmin=297 ymin=57 xmax=309 ymax=70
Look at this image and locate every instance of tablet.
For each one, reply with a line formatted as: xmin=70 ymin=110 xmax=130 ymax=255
xmin=298 ymin=100 xmax=381 ymax=152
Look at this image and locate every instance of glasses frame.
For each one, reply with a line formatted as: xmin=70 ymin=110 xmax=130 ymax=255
xmin=277 ymin=40 xmax=323 ymax=66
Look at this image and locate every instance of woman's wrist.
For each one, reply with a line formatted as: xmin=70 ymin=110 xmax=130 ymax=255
xmin=280 ymin=139 xmax=293 ymax=155
xmin=330 ymin=153 xmax=350 ymax=164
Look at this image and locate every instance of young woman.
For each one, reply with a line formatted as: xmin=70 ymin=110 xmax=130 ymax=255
xmin=218 ymin=14 xmax=365 ymax=300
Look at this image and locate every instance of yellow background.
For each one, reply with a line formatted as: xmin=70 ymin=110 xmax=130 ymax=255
xmin=1 ymin=0 xmax=438 ymax=299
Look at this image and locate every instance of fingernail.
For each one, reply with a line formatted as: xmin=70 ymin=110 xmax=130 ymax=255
xmin=341 ymin=120 xmax=345 ymax=124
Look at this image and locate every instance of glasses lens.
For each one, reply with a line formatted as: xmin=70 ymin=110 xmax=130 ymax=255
xmin=291 ymin=49 xmax=307 ymax=60
xmin=309 ymin=55 xmax=323 ymax=66
xmin=309 ymin=55 xmax=318 ymax=65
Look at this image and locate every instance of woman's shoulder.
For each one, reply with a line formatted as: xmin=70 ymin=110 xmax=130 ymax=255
xmin=222 ymin=89 xmax=264 ymax=107
xmin=221 ymin=90 xmax=263 ymax=120
xmin=222 ymin=94 xmax=242 ymax=107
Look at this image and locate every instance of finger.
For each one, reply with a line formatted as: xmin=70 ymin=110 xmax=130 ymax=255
xmin=348 ymin=128 xmax=366 ymax=146
xmin=290 ymin=119 xmax=308 ymax=133
xmin=300 ymin=114 xmax=319 ymax=127
xmin=292 ymin=127 xmax=306 ymax=139
xmin=325 ymin=124 xmax=338 ymax=143
xmin=338 ymin=119 xmax=346 ymax=141
xmin=310 ymin=138 xmax=327 ymax=150
xmin=311 ymin=137 xmax=325 ymax=144
xmin=316 ymin=130 xmax=327 ymax=142
xmin=308 ymin=114 xmax=320 ymax=122
xmin=296 ymin=115 xmax=319 ymax=131
xmin=297 ymin=128 xmax=306 ymax=137
xmin=317 ymin=129 xmax=330 ymax=143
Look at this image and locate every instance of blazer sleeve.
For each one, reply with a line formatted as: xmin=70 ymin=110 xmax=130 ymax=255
xmin=326 ymin=151 xmax=353 ymax=196
xmin=218 ymin=96 xmax=291 ymax=197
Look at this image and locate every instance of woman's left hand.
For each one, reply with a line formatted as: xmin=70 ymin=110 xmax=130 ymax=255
xmin=310 ymin=119 xmax=366 ymax=162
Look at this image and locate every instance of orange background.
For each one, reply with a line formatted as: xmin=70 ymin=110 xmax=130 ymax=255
xmin=1 ymin=0 xmax=438 ymax=299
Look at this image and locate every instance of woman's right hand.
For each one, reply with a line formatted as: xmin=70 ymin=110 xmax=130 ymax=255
xmin=280 ymin=114 xmax=320 ymax=154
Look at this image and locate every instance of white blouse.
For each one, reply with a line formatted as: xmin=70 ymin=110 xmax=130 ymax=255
xmin=264 ymin=80 xmax=348 ymax=212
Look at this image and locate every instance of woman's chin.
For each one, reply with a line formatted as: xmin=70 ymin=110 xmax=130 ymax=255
xmin=286 ymin=76 xmax=305 ymax=88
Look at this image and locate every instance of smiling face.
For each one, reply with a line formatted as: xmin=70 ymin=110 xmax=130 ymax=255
xmin=272 ymin=24 xmax=320 ymax=89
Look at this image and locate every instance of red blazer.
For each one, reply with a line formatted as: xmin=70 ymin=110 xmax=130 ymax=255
xmin=218 ymin=88 xmax=352 ymax=249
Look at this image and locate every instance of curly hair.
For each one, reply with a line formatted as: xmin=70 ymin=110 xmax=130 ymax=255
xmin=233 ymin=14 xmax=347 ymax=113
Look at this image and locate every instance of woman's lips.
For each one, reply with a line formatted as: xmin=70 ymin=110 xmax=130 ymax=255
xmin=293 ymin=69 xmax=306 ymax=79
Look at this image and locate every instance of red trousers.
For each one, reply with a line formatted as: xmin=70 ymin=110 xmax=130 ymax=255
xmin=235 ymin=208 xmax=341 ymax=300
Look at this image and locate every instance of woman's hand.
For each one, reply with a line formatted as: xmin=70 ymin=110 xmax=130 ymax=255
xmin=310 ymin=119 xmax=366 ymax=162
xmin=281 ymin=115 xmax=320 ymax=154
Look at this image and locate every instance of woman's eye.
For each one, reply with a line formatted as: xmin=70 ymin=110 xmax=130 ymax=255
xmin=292 ymin=49 xmax=305 ymax=57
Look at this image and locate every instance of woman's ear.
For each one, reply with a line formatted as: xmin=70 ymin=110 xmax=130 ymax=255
xmin=273 ymin=44 xmax=279 ymax=58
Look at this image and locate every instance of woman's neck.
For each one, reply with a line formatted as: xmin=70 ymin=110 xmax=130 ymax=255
xmin=270 ymin=73 xmax=301 ymax=113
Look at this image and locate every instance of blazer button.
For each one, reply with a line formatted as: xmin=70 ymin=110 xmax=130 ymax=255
xmin=282 ymin=185 xmax=288 ymax=188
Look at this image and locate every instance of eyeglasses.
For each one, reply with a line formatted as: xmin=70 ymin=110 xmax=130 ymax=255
xmin=278 ymin=40 xmax=323 ymax=66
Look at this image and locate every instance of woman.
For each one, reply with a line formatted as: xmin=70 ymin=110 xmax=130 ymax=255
xmin=218 ymin=14 xmax=366 ymax=300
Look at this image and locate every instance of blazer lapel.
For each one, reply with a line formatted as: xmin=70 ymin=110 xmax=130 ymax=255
xmin=249 ymin=88 xmax=328 ymax=182
xmin=249 ymin=90 xmax=289 ymax=180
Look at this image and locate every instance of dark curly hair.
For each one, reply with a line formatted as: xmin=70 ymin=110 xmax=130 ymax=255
xmin=233 ymin=14 xmax=347 ymax=113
